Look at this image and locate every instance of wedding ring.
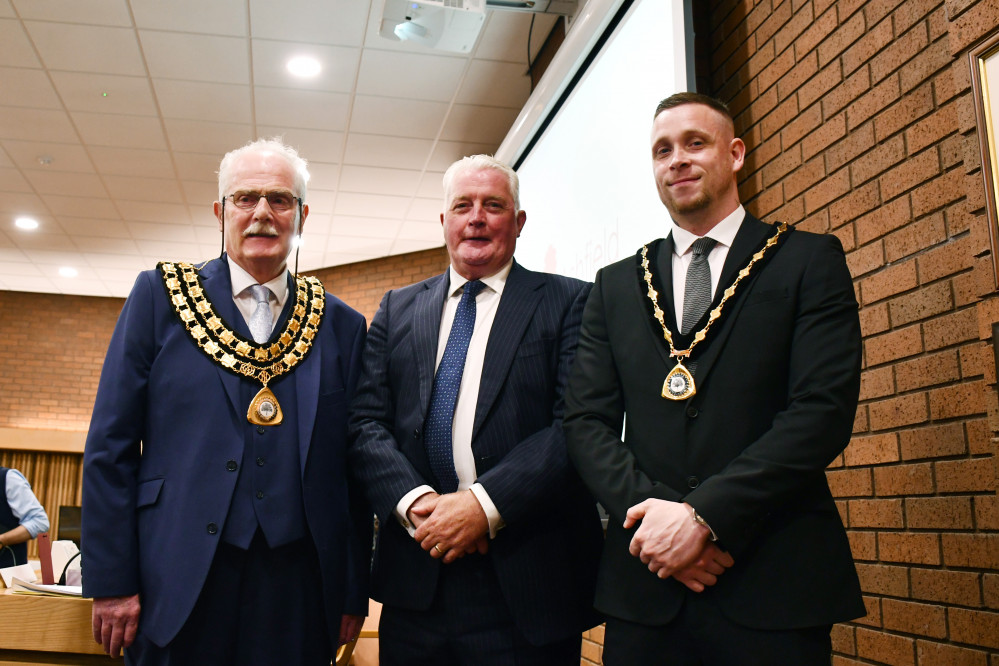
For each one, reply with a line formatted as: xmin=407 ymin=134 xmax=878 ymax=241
xmin=434 ymin=543 xmax=444 ymax=554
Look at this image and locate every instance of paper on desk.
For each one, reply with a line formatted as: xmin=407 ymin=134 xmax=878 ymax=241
xmin=11 ymin=576 xmax=82 ymax=596
xmin=0 ymin=563 xmax=36 ymax=587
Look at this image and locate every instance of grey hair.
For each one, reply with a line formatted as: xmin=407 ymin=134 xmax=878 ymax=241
xmin=442 ymin=155 xmax=520 ymax=211
xmin=217 ymin=137 xmax=310 ymax=201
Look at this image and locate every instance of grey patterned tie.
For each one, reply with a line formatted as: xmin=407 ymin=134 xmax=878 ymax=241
xmin=248 ymin=284 xmax=273 ymax=343
xmin=681 ymin=237 xmax=717 ymax=334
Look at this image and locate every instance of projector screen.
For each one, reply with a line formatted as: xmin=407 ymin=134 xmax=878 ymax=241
xmin=496 ymin=0 xmax=691 ymax=280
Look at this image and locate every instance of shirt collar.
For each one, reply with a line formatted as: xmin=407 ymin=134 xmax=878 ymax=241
xmin=227 ymin=255 xmax=289 ymax=303
xmin=670 ymin=205 xmax=746 ymax=256
xmin=447 ymin=259 xmax=513 ymax=298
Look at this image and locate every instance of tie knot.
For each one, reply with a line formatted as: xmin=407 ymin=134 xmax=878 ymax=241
xmin=250 ymin=284 xmax=270 ymax=305
xmin=462 ymin=280 xmax=485 ymax=300
xmin=691 ymin=237 xmax=716 ymax=258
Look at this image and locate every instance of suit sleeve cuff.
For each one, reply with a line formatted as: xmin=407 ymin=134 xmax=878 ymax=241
xmin=469 ymin=483 xmax=504 ymax=539
xmin=395 ymin=485 xmax=435 ymax=536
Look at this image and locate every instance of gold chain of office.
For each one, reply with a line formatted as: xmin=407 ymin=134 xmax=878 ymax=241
xmin=158 ymin=261 xmax=325 ymax=389
xmin=640 ymin=222 xmax=788 ymax=401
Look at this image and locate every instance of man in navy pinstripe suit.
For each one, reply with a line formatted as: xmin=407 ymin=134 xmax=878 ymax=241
xmin=348 ymin=155 xmax=602 ymax=665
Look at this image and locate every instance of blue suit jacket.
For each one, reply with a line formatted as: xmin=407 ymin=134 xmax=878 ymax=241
xmin=348 ymin=261 xmax=602 ymax=646
xmin=82 ymin=256 xmax=370 ymax=648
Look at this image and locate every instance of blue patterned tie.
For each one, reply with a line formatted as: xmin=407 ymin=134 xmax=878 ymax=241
xmin=424 ymin=280 xmax=485 ymax=493
xmin=248 ymin=284 xmax=273 ymax=344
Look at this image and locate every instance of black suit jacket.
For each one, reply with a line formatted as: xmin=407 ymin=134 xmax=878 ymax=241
xmin=348 ymin=261 xmax=602 ymax=646
xmin=564 ymin=214 xmax=865 ymax=630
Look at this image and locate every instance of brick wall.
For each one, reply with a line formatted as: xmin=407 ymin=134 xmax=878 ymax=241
xmin=696 ymin=0 xmax=999 ymax=663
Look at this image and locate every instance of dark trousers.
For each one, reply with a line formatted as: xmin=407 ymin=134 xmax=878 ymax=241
xmin=603 ymin=590 xmax=832 ymax=666
xmin=379 ymin=554 xmax=580 ymax=666
xmin=126 ymin=531 xmax=331 ymax=666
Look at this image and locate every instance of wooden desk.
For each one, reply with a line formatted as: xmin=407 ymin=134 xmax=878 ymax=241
xmin=0 ymin=589 xmax=108 ymax=665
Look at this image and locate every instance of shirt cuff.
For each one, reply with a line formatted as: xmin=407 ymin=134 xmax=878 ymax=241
xmin=469 ymin=483 xmax=504 ymax=539
xmin=395 ymin=485 xmax=435 ymax=537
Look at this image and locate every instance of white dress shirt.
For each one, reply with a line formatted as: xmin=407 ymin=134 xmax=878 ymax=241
xmin=227 ymin=256 xmax=290 ymax=337
xmin=395 ymin=261 xmax=513 ymax=538
xmin=670 ymin=205 xmax=746 ymax=326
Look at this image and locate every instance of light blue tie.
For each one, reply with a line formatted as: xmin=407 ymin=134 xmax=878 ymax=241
xmin=248 ymin=284 xmax=272 ymax=344
xmin=424 ymin=280 xmax=485 ymax=493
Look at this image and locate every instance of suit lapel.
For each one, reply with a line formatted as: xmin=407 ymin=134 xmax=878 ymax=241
xmin=292 ymin=273 xmax=322 ymax=472
xmin=472 ymin=263 xmax=542 ymax=440
xmin=415 ymin=273 xmax=449 ymax=416
xmin=633 ymin=238 xmax=680 ymax=372
xmin=199 ymin=257 xmax=244 ymax=418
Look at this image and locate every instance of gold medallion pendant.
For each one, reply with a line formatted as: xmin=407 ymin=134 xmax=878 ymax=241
xmin=159 ymin=261 xmax=325 ymax=426
xmin=663 ymin=361 xmax=695 ymax=400
xmin=248 ymin=386 xmax=283 ymax=426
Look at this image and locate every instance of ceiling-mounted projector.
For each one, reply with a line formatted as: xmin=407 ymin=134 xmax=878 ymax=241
xmin=379 ymin=0 xmax=578 ymax=53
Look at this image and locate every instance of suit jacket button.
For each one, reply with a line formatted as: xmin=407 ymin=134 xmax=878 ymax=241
xmin=256 ymin=457 xmax=265 ymax=467
xmin=226 ymin=460 xmax=238 ymax=472
xmin=256 ymin=491 xmax=265 ymax=500
xmin=207 ymin=523 xmax=218 ymax=535
xmin=256 ymin=426 xmax=266 ymax=434
xmin=687 ymin=476 xmax=700 ymax=489
xmin=413 ymin=428 xmax=421 ymax=439
xmin=686 ymin=406 xmax=698 ymax=418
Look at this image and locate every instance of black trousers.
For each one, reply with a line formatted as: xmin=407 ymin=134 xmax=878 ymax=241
xmin=603 ymin=590 xmax=832 ymax=666
xmin=126 ymin=531 xmax=331 ymax=666
xmin=379 ymin=553 xmax=581 ymax=666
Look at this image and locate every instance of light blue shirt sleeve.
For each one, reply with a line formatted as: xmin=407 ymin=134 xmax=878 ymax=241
xmin=5 ymin=470 xmax=49 ymax=537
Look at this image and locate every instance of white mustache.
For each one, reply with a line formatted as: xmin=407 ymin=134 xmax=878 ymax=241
xmin=242 ymin=221 xmax=279 ymax=237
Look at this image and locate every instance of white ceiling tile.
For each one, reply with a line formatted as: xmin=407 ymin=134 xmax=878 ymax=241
xmin=339 ymin=165 xmax=422 ymax=196
xmin=116 ymin=201 xmax=192 ymax=224
xmin=0 ymin=107 xmax=77 ymax=142
xmin=305 ymin=190 xmax=336 ymax=214
xmin=255 ymin=87 xmax=351 ymax=131
xmin=343 ymin=132 xmax=433 ymax=169
xmin=16 ymin=240 xmax=80 ymax=257
xmin=52 ymin=278 xmax=111 ymax=296
xmin=305 ymin=162 xmax=340 ymax=186
xmin=473 ymin=11 xmax=558 ymax=63
xmin=0 ymin=246 xmax=30 ymax=262
xmin=0 ymin=2 xmax=14 ymax=18
xmin=252 ymin=40 xmax=359 ymax=93
xmin=397 ymin=218 xmax=443 ymax=241
xmin=174 ymin=152 xmax=222 ymax=182
xmin=330 ymin=216 xmax=402 ymax=238
xmin=193 ymin=225 xmax=222 ymax=245
xmin=0 ymin=18 xmax=42 ymax=68
xmin=0 ymin=66 xmax=60 ymax=108
xmin=141 ymin=31 xmax=250 ymax=84
xmin=406 ymin=197 xmax=442 ymax=223
xmin=89 ymin=146 xmax=175 ymax=179
xmin=427 ymin=140 xmax=497 ymax=170
xmin=249 ymin=0 xmax=369 ymax=47
xmin=50 ymin=71 xmax=158 ymax=115
xmin=256 ymin=127 xmax=344 ymax=164
xmin=0 ymin=167 xmax=31 ymax=192
xmin=349 ymin=95 xmax=448 ymax=139
xmin=1 ymin=140 xmax=93 ymax=173
xmin=357 ymin=50 xmax=467 ymax=101
xmin=0 ymin=192 xmax=46 ymax=216
xmin=126 ymin=221 xmax=198 ymax=242
xmin=93 ymin=266 xmax=143 ymax=282
xmin=22 ymin=170 xmax=104 ymax=197
xmin=0 ymin=147 xmax=11 ymax=168
xmin=440 ymin=104 xmax=517 ymax=144
xmin=12 ymin=0 xmax=132 ymax=26
xmin=130 ymin=0 xmax=247 ymax=36
xmin=81 ymin=252 xmax=148 ymax=270
xmin=104 ymin=280 xmax=138 ymax=296
xmin=59 ymin=217 xmax=130 ymax=238
xmin=26 ymin=22 xmax=145 ymax=76
xmin=322 ymin=251 xmax=378 ymax=267
xmin=44 ymin=193 xmax=120 ymax=218
xmin=104 ymin=175 xmax=184 ymax=204
xmin=417 ymin=171 xmax=444 ymax=199
xmin=0 ymin=260 xmax=41 ymax=275
xmin=73 ymin=236 xmax=140 ymax=254
xmin=181 ymin=181 xmax=219 ymax=207
xmin=325 ymin=234 xmax=393 ymax=254
xmin=334 ymin=192 xmax=410 ymax=218
xmin=391 ymin=237 xmax=442 ymax=254
xmin=1 ymin=274 xmax=57 ymax=292
xmin=135 ymin=239 xmax=201 ymax=259
xmin=162 ymin=118 xmax=252 ymax=154
xmin=455 ymin=59 xmax=530 ymax=108
xmin=72 ymin=112 xmax=168 ymax=149
xmin=154 ymin=80 xmax=252 ymax=123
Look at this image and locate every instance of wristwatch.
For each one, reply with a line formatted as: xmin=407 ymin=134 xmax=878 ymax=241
xmin=690 ymin=507 xmax=718 ymax=542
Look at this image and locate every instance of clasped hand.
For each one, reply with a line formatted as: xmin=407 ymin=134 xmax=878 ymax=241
xmin=410 ymin=491 xmax=489 ymax=564
xmin=624 ymin=499 xmax=734 ymax=592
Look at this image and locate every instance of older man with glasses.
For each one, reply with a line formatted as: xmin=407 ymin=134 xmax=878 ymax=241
xmin=82 ymin=138 xmax=370 ymax=666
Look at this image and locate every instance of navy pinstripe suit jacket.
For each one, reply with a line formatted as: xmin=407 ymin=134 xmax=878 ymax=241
xmin=348 ymin=261 xmax=602 ymax=646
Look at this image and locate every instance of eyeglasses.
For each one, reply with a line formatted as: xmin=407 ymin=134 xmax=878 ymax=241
xmin=225 ymin=190 xmax=301 ymax=212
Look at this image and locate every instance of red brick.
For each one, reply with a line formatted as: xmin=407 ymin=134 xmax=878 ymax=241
xmin=906 ymin=102 xmax=959 ymax=155
xmin=851 ymin=133 xmax=906 ymax=187
xmin=849 ymin=530 xmax=878 ymax=561
xmin=762 ymin=144 xmax=803 ymax=187
xmin=782 ymin=155 xmax=824 ymax=200
xmin=859 ymin=259 xmax=918 ymax=304
xmin=831 ymin=623 xmax=857 ymax=656
xmin=873 ymin=462 xmax=934 ymax=496
xmin=758 ymin=47 xmax=796 ymax=96
xmin=865 ymin=325 xmax=923 ymax=366
xmin=777 ymin=51 xmax=819 ymax=101
xmin=855 ymin=595 xmax=882 ymax=627
xmin=949 ymin=608 xmax=999 ymax=650
xmin=855 ymin=626 xmax=915 ymax=666
xmin=894 ymin=350 xmax=960 ymax=392
xmin=911 ymin=168 xmax=966 ymax=219
xmin=799 ymin=59 xmax=843 ymax=109
xmin=976 ymin=495 xmax=999 ymax=530
xmin=781 ymin=102 xmax=824 ymax=149
xmin=755 ymin=0 xmax=792 ymax=47
xmin=881 ymin=598 xmax=947 ymax=638
xmin=805 ymin=167 xmax=851 ymax=213
xmin=859 ymin=302 xmax=890 ymax=336
xmin=827 ymin=467 xmax=874 ymax=498
xmin=864 ymin=0 xmax=908 ymax=26
xmin=874 ymin=81 xmax=935 ymax=142
xmin=850 ymin=499 xmax=904 ymax=528
xmin=855 ymin=193 xmax=911 ymax=245
xmin=906 ymin=496 xmax=975 ymax=529
xmin=794 ymin=3 xmax=837 ymax=60
xmin=860 ymin=365 xmax=894 ymax=400
xmin=847 ymin=75 xmax=901 ymax=131
xmin=935 ymin=457 xmax=997 ymax=493
xmin=802 ymin=111 xmax=847 ymax=160
xmin=824 ymin=67 xmax=873 ymax=119
xmin=915 ymin=640 xmax=989 ymax=666
xmin=830 ymin=180 xmax=880 ymax=230
xmin=881 ymin=147 xmax=941 ymax=201
xmin=870 ymin=22 xmax=929 ymax=84
xmin=845 ymin=433 xmax=900 ymax=466
xmin=900 ymin=38 xmax=952 ymax=93
xmin=878 ymin=531 xmax=941 ymax=564
xmin=884 ymin=212 xmax=946 ymax=263
xmin=888 ymin=281 xmax=954 ymax=326
xmin=986 ymin=572 xmax=999 ymax=608
xmin=835 ymin=12 xmax=883 ymax=75
xmin=924 ymin=308 xmax=977 ymax=350
xmin=855 ymin=562 xmax=910 ymax=596
xmin=942 ymin=534 xmax=999 ymax=569
xmin=928 ymin=380 xmax=987 ymax=420
xmin=911 ymin=568 xmax=982 ymax=606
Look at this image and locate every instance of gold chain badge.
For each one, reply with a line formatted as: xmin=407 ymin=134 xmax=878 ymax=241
xmin=159 ymin=261 xmax=325 ymax=425
xmin=641 ymin=222 xmax=788 ymax=400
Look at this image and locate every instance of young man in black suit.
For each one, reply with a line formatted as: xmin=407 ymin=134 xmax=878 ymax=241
xmin=565 ymin=92 xmax=865 ymax=665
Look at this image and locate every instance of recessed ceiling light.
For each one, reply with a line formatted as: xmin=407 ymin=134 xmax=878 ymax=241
xmin=287 ymin=56 xmax=321 ymax=78
xmin=58 ymin=266 xmax=78 ymax=278
xmin=15 ymin=217 xmax=39 ymax=230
